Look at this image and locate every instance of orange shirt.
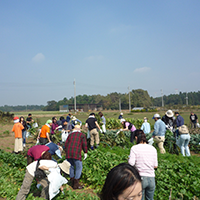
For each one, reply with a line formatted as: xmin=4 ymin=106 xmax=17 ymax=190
xmin=40 ymin=124 xmax=50 ymax=138
xmin=12 ymin=122 xmax=24 ymax=138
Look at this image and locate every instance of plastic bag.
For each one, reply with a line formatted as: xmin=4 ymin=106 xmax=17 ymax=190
xmin=148 ymin=137 xmax=154 ymax=145
xmin=87 ymin=130 xmax=90 ymax=139
xmin=33 ymin=122 xmax=38 ymax=128
xmin=61 ymin=131 xmax=69 ymax=142
xmin=26 ymin=131 xmax=30 ymax=138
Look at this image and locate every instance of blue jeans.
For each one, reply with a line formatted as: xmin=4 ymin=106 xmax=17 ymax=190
xmin=67 ymin=159 xmax=82 ymax=179
xmin=141 ymin=176 xmax=155 ymax=200
xmin=180 ymin=134 xmax=191 ymax=156
xmin=22 ymin=130 xmax=26 ymax=144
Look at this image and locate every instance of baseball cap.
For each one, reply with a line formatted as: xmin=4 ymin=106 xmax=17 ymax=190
xmin=152 ymin=114 xmax=160 ymax=119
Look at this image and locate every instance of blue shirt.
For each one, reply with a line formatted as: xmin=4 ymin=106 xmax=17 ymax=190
xmin=152 ymin=119 xmax=166 ymax=137
xmin=66 ymin=115 xmax=71 ymax=122
xmin=141 ymin=122 xmax=151 ymax=134
xmin=46 ymin=142 xmax=61 ymax=158
xmin=176 ymin=115 xmax=184 ymax=127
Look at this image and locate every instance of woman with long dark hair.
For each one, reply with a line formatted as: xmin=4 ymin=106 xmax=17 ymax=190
xmin=19 ymin=116 xmax=28 ymax=148
xmin=100 ymin=163 xmax=142 ymax=200
xmin=128 ymin=130 xmax=158 ymax=200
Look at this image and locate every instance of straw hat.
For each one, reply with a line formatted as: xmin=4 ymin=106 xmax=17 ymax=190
xmin=58 ymin=160 xmax=71 ymax=175
xmin=165 ymin=110 xmax=174 ymax=118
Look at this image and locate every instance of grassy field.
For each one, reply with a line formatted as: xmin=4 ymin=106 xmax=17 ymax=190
xmin=13 ymin=110 xmax=200 ymax=127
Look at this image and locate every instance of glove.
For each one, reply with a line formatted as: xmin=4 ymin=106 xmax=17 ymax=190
xmin=100 ymin=129 xmax=103 ymax=133
xmin=116 ymin=130 xmax=120 ymax=135
xmin=120 ymin=129 xmax=123 ymax=132
xmin=84 ymin=153 xmax=87 ymax=160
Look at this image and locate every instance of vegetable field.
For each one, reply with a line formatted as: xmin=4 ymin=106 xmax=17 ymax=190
xmin=0 ymin=112 xmax=200 ymax=199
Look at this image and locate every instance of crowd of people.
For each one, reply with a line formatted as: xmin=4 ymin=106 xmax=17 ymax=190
xmin=11 ymin=110 xmax=197 ymax=199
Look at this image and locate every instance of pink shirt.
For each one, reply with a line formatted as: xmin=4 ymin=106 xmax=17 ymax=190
xmin=128 ymin=144 xmax=158 ymax=177
xmin=125 ymin=122 xmax=136 ymax=132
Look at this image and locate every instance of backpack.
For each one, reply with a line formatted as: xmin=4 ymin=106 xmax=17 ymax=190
xmin=178 ymin=125 xmax=189 ymax=134
xmin=34 ymin=159 xmax=47 ymax=180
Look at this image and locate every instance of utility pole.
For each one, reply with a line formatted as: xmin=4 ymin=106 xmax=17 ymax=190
xmin=128 ymin=86 xmax=131 ymax=112
xmin=119 ymin=99 xmax=121 ymax=112
xmin=73 ymin=79 xmax=76 ymax=112
xmin=186 ymin=92 xmax=188 ymax=106
xmin=161 ymin=89 xmax=164 ymax=107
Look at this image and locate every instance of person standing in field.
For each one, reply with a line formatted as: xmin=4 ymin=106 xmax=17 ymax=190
xmin=190 ymin=112 xmax=198 ymax=128
xmin=51 ymin=116 xmax=59 ymax=135
xmin=19 ymin=116 xmax=28 ymax=148
xmin=65 ymin=125 xmax=88 ymax=189
xmin=12 ymin=116 xmax=24 ymax=154
xmin=98 ymin=112 xmax=106 ymax=133
xmin=37 ymin=120 xmax=52 ymax=145
xmin=66 ymin=113 xmax=71 ymax=122
xmin=128 ymin=130 xmax=158 ymax=200
xmin=140 ymin=117 xmax=151 ymax=134
xmin=118 ymin=112 xmax=123 ymax=119
xmin=71 ymin=116 xmax=82 ymax=129
xmin=175 ymin=112 xmax=184 ymax=128
xmin=85 ymin=113 xmax=102 ymax=150
xmin=152 ymin=113 xmax=166 ymax=154
xmin=26 ymin=113 xmax=34 ymax=129
xmin=120 ymin=119 xmax=136 ymax=143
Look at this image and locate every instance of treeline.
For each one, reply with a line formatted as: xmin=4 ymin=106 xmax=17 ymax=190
xmin=0 ymin=105 xmax=44 ymax=112
xmin=1 ymin=90 xmax=200 ymax=112
xmin=153 ymin=91 xmax=200 ymax=107
xmin=43 ymin=89 xmax=152 ymax=111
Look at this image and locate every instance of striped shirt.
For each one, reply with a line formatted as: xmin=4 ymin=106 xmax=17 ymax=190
xmin=128 ymin=144 xmax=158 ymax=177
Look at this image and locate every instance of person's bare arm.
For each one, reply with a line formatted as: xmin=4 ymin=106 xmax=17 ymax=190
xmin=46 ymin=133 xmax=51 ymax=143
xmin=85 ymin=123 xmax=88 ymax=128
xmin=95 ymin=121 xmax=101 ymax=130
xmin=37 ymin=130 xmax=41 ymax=140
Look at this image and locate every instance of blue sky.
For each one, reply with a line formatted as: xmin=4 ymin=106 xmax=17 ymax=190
xmin=0 ymin=0 xmax=200 ymax=106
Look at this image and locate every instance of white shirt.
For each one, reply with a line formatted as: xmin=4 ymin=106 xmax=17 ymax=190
xmin=26 ymin=160 xmax=58 ymax=177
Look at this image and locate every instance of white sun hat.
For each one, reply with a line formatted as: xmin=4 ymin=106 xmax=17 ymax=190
xmin=165 ymin=110 xmax=174 ymax=118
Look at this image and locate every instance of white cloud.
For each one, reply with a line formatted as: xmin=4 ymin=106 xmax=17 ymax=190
xmin=84 ymin=55 xmax=104 ymax=61
xmin=32 ymin=53 xmax=45 ymax=62
xmin=134 ymin=67 xmax=151 ymax=73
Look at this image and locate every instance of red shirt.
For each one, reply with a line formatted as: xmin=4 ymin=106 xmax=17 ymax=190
xmin=65 ymin=131 xmax=88 ymax=161
xmin=27 ymin=145 xmax=50 ymax=160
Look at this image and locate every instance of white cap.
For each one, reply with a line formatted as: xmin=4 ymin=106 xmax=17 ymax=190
xmin=120 ymin=113 xmax=123 ymax=115
xmin=152 ymin=114 xmax=160 ymax=119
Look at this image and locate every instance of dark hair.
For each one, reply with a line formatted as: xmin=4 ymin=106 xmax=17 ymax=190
xmin=175 ymin=112 xmax=179 ymax=115
xmin=19 ymin=116 xmax=24 ymax=122
xmin=60 ymin=116 xmax=64 ymax=121
xmin=122 ymin=121 xmax=127 ymax=128
xmin=134 ymin=129 xmax=148 ymax=144
xmin=28 ymin=113 xmax=32 ymax=116
xmin=100 ymin=163 xmax=141 ymax=200
xmin=52 ymin=116 xmax=56 ymax=121
xmin=41 ymin=151 xmax=52 ymax=160
xmin=98 ymin=112 xmax=103 ymax=117
xmin=90 ymin=113 xmax=95 ymax=116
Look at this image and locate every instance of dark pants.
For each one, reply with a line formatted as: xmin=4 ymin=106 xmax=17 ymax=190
xmin=130 ymin=131 xmax=136 ymax=144
xmin=39 ymin=137 xmax=48 ymax=145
